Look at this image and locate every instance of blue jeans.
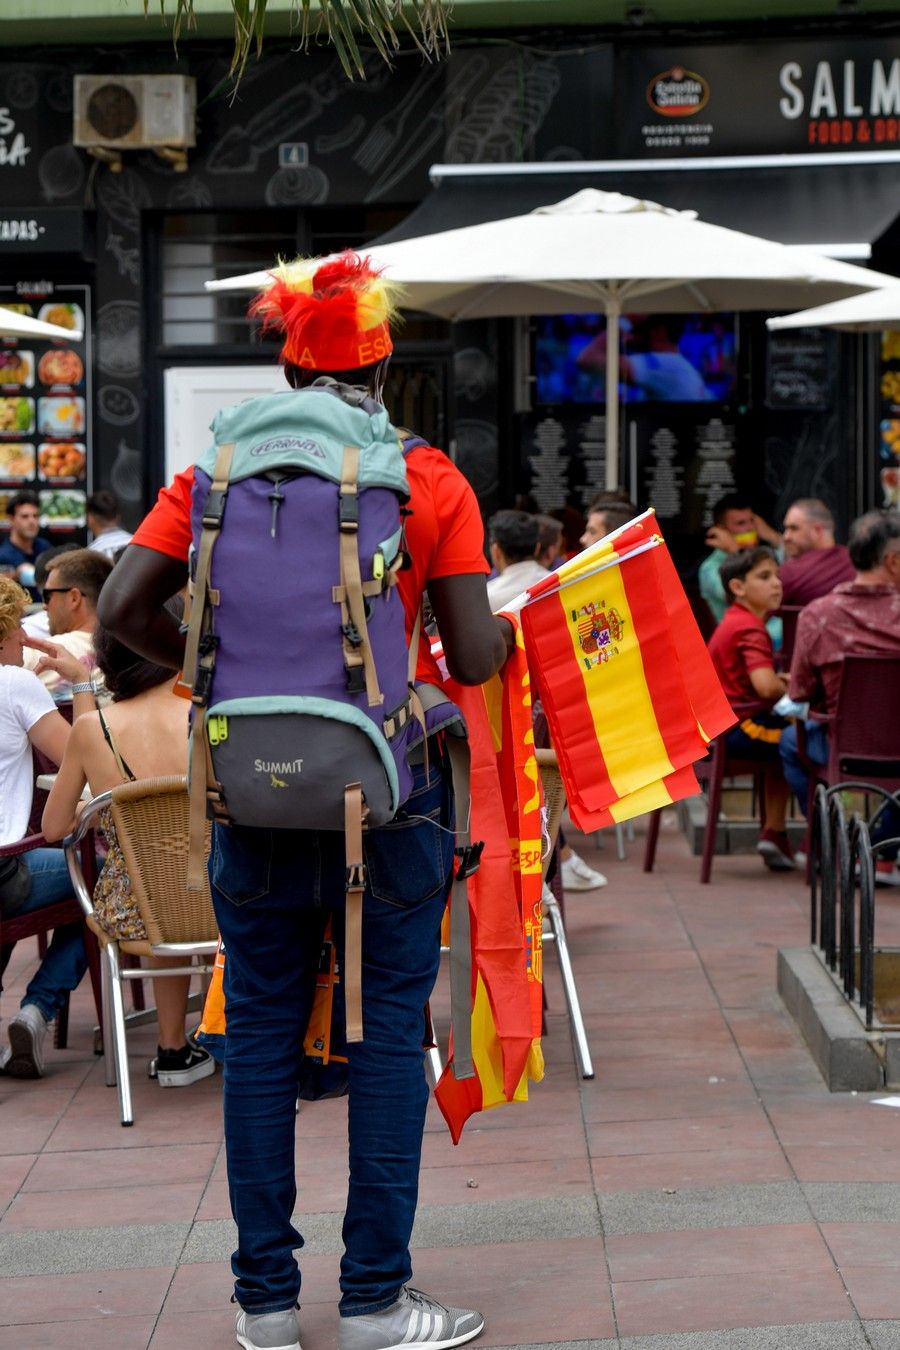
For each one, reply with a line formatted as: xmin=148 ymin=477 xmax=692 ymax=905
xmin=1 ymin=847 xmax=88 ymax=1020
xmin=779 ymin=720 xmax=829 ymax=817
xmin=780 ymin=722 xmax=900 ymax=854
xmin=210 ymin=762 xmax=454 ymax=1317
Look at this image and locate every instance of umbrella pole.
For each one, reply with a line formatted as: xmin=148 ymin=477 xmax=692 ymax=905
xmin=605 ymin=296 xmax=621 ymax=491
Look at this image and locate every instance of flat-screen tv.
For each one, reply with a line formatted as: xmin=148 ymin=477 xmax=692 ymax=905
xmin=534 ymin=312 xmax=737 ymax=405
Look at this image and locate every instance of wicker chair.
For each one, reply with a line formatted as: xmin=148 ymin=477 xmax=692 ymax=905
xmin=64 ymin=775 xmax=217 ymax=1126
xmin=536 ymin=747 xmax=593 ymax=1079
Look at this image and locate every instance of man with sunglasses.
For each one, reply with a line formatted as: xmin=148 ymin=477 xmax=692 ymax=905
xmin=23 ymin=549 xmax=111 ymax=700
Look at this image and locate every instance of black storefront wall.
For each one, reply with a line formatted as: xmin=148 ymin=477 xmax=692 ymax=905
xmin=0 ymin=43 xmax=613 ymax=522
xmin=0 ymin=33 xmax=894 ymax=538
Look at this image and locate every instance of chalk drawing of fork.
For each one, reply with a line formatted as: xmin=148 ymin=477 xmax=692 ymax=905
xmin=352 ymin=64 xmax=445 ymax=177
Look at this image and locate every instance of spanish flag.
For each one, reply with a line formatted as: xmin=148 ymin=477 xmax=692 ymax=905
xmin=520 ymin=512 xmax=734 ymax=829
xmin=434 ymin=624 xmax=545 ymax=1144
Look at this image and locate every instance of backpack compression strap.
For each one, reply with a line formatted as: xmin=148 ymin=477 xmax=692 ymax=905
xmin=339 ymin=445 xmax=384 ymax=709
xmin=412 ymin=681 xmax=477 ymax=1082
xmin=185 ymin=440 xmax=235 ymax=891
xmin=344 ymin=782 xmax=366 ymax=1042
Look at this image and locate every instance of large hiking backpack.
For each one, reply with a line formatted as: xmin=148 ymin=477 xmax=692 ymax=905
xmin=183 ymin=379 xmax=476 ymax=1069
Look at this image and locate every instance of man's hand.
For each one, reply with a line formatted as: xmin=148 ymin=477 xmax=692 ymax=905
xmin=753 ymin=513 xmax=782 ymax=547
xmin=24 ymin=635 xmax=90 ymax=685
xmin=705 ymin=525 xmax=739 ymax=554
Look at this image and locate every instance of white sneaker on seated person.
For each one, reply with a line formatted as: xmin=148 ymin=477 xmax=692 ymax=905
xmin=560 ymin=849 xmax=607 ymax=892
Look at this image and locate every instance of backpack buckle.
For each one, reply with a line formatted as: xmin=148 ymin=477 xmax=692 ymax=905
xmin=346 ymin=862 xmax=366 ymax=893
xmin=192 ymin=665 xmax=213 ymax=704
xmin=202 ymin=489 xmax=227 ymax=528
xmin=341 ymin=621 xmax=362 ymax=648
xmin=346 ymin=664 xmax=367 ymax=694
xmin=454 ymin=841 xmax=484 ymax=880
xmin=339 ymin=494 xmax=359 ymax=530
xmin=198 ymin=633 xmax=219 ymax=656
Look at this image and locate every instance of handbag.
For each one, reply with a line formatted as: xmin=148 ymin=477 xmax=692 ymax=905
xmin=0 ymin=853 xmax=32 ymax=916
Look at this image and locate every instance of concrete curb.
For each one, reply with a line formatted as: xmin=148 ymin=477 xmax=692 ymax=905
xmin=777 ymin=946 xmax=884 ymax=1091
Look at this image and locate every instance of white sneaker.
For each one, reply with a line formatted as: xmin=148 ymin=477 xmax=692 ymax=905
xmin=560 ymin=850 xmax=607 ymax=892
xmin=541 ymin=881 xmax=555 ymax=937
xmin=339 ymin=1287 xmax=484 ymax=1350
xmin=235 ymin=1307 xmax=301 ymax=1350
xmin=6 ymin=1003 xmax=50 ymax=1078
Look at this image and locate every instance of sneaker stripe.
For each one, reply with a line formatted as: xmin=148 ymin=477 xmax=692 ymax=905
xmin=401 ymin=1309 xmax=420 ymax=1344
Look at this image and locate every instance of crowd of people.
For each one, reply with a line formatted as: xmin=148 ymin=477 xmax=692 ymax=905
xmin=704 ymin=497 xmax=900 ymax=879
xmin=1 ymin=249 xmax=898 ymax=1350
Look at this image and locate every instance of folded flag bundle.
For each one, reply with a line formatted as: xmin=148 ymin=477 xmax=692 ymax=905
xmin=433 ymin=622 xmax=545 ymax=1144
xmin=517 ymin=510 xmax=735 ymax=831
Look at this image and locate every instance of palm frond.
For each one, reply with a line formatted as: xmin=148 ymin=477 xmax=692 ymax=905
xmin=144 ymin=0 xmax=453 ymax=82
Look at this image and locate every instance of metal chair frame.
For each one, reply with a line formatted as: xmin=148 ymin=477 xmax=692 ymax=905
xmin=64 ymin=776 xmax=218 ymax=1127
xmin=536 ymin=747 xmax=594 ymax=1080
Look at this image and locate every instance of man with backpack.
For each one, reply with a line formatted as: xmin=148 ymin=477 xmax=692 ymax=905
xmin=99 ymin=252 xmax=513 ymax=1350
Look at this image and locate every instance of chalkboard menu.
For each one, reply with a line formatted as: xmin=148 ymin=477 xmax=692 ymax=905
xmin=635 ymin=409 xmax=738 ymax=552
xmin=0 ymin=283 xmax=90 ymax=543
xmin=517 ymin=408 xmax=607 ymax=512
xmin=765 ymin=328 xmax=837 ymax=411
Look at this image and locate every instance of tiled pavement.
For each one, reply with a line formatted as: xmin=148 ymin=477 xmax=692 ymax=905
xmin=5 ymin=813 xmax=900 ymax=1348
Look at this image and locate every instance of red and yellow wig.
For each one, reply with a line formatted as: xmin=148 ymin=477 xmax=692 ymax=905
xmin=248 ymin=251 xmax=402 ymax=372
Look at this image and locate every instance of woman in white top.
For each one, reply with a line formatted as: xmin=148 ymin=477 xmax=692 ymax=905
xmin=0 ymin=574 xmax=89 ymax=1078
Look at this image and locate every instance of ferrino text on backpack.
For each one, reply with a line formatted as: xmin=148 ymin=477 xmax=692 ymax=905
xmin=182 ymin=378 xmax=477 ymax=1076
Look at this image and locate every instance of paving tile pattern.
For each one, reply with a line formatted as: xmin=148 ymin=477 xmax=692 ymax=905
xmin=4 ymin=819 xmax=900 ymax=1346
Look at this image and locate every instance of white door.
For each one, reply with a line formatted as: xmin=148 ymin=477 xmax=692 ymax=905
xmin=163 ymin=364 xmax=285 ymax=482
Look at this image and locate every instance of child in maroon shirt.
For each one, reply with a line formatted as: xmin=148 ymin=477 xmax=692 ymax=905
xmin=707 ymin=546 xmax=796 ymax=871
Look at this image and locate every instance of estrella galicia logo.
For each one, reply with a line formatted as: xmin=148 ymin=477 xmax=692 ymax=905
xmin=646 ymin=66 xmax=710 ymax=118
xmin=250 ymin=436 xmax=325 ymax=457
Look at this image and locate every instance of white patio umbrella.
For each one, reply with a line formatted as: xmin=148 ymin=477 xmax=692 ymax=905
xmin=205 ymin=190 xmax=896 ymax=488
xmin=766 ymin=284 xmax=900 ymax=333
xmin=0 ymin=305 xmax=83 ymax=342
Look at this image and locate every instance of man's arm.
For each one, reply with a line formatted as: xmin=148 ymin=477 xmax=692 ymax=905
xmin=428 ymin=574 xmax=512 ymax=686
xmin=96 ymin=543 xmax=188 ymax=669
xmin=28 ymin=708 xmax=71 ymax=769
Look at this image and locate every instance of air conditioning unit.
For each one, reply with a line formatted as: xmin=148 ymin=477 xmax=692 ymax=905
xmin=73 ymin=75 xmax=196 ymax=155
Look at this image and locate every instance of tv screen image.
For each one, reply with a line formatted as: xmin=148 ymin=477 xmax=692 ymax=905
xmin=534 ymin=312 xmax=737 ymax=405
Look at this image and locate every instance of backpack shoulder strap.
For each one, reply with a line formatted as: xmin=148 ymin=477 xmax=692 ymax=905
xmin=338 ymin=444 xmax=384 ymax=709
xmin=186 ymin=440 xmax=235 ymax=891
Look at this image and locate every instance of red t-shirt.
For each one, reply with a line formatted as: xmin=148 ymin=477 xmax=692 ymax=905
xmin=130 ymin=445 xmax=489 ymax=683
xmin=707 ymin=603 xmax=776 ymax=707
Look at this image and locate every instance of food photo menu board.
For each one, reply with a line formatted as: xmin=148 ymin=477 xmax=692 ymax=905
xmin=879 ymin=330 xmax=900 ymax=511
xmin=0 ymin=283 xmax=90 ymax=539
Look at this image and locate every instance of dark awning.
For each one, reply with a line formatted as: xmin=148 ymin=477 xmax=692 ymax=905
xmin=376 ymin=154 xmax=900 ymax=257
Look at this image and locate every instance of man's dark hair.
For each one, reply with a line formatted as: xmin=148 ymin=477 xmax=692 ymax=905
xmin=848 ymin=509 xmax=900 ymax=573
xmin=284 ymin=359 xmax=386 ymax=392
xmin=95 ymin=596 xmax=185 ymax=702
xmin=586 ymin=489 xmax=636 ymax=515
xmin=719 ymin=545 xmax=778 ymax=603
xmin=48 ymin=548 xmax=113 ymax=609
xmin=712 ymin=492 xmax=752 ymax=527
xmin=534 ymin=514 xmax=563 ymax=552
xmin=86 ymin=489 xmax=121 ymax=525
xmin=488 ymin=510 xmax=539 ymax=564
xmin=8 ymin=489 xmax=39 ymax=517
xmin=34 ymin=542 xmax=80 ymax=591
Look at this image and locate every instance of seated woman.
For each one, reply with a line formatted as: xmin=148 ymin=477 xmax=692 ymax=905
xmin=707 ymin=546 xmax=796 ymax=873
xmin=0 ymin=574 xmax=89 ymax=1079
xmin=42 ymin=598 xmax=214 ymax=1088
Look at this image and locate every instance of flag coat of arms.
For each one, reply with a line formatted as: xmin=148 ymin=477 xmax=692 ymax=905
xmin=519 ymin=512 xmax=734 ymax=831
